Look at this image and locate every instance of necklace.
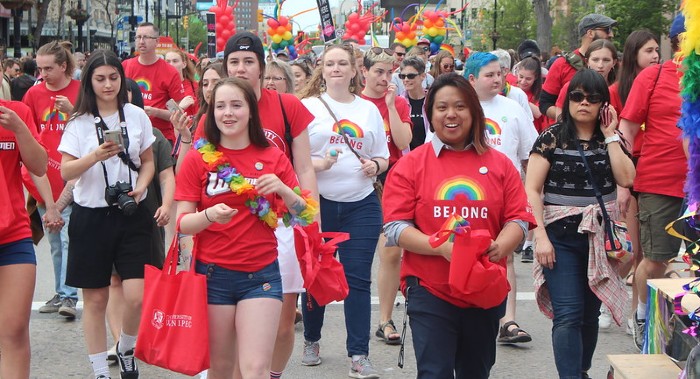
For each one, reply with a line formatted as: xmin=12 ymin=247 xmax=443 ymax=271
xmin=194 ymin=138 xmax=318 ymax=228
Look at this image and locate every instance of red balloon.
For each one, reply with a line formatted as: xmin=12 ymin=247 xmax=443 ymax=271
xmin=267 ymin=18 xmax=278 ymax=28
xmin=279 ymin=16 xmax=288 ymax=26
xmin=221 ymin=29 xmax=232 ymax=40
xmin=348 ymin=12 xmax=359 ymax=22
xmin=350 ymin=23 xmax=361 ymax=32
xmin=217 ymin=37 xmax=226 ymax=51
xmin=219 ymin=15 xmax=229 ymax=25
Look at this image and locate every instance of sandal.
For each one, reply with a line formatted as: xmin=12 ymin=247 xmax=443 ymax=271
xmin=375 ymin=320 xmax=401 ymax=345
xmin=497 ymin=321 xmax=532 ymax=344
xmin=626 ymin=272 xmax=634 ymax=286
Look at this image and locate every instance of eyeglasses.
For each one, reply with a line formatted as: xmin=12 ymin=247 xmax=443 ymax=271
xmin=593 ymin=26 xmax=613 ymax=34
xmin=442 ymin=64 xmax=455 ymax=70
xmin=398 ymin=73 xmax=419 ymax=80
xmin=369 ymin=47 xmax=394 ymax=56
xmin=264 ymin=76 xmax=285 ymax=82
xmin=569 ymin=90 xmax=603 ymax=104
xmin=135 ymin=35 xmax=158 ymax=40
xmin=395 ymin=52 xmax=406 ymax=57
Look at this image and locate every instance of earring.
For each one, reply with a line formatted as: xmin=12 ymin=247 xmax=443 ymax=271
xmin=320 ymin=79 xmax=327 ymax=93
xmin=349 ymin=83 xmax=355 ymax=93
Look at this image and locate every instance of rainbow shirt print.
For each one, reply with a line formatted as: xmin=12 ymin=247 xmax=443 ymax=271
xmin=40 ymin=107 xmax=69 ymax=132
xmin=485 ymin=117 xmax=502 ymax=146
xmin=333 ymin=120 xmax=364 ymax=138
xmin=433 ymin=176 xmax=489 ymax=220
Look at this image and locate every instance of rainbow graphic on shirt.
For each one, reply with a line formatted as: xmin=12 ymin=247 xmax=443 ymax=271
xmin=435 ymin=176 xmax=486 ymax=201
xmin=438 ymin=214 xmax=471 ymax=242
xmin=333 ymin=120 xmax=364 ymax=138
xmin=136 ymin=78 xmax=151 ymax=92
xmin=485 ymin=118 xmax=501 ymax=136
xmin=42 ymin=108 xmax=68 ymax=122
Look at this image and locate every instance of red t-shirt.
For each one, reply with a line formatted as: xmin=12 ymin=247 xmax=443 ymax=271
xmin=20 ymin=80 xmax=80 ymax=203
xmin=122 ymin=58 xmax=185 ymax=141
xmin=194 ymin=89 xmax=314 ymax=160
xmin=360 ymin=94 xmax=412 ymax=165
xmin=174 ymin=144 xmax=299 ymax=271
xmin=620 ymin=61 xmax=685 ymax=198
xmin=542 ymin=50 xmax=582 ymax=98
xmin=0 ymin=100 xmax=43 ymax=245
xmin=383 ymin=144 xmax=535 ymax=307
xmin=608 ymin=81 xmax=643 ymax=157
xmin=524 ymin=89 xmax=553 ymax=133
xmin=182 ymin=79 xmax=199 ymax=116
xmin=505 ymin=72 xmax=518 ymax=86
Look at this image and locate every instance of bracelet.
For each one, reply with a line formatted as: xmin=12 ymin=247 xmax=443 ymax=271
xmin=371 ymin=159 xmax=381 ymax=175
xmin=181 ymin=139 xmax=192 ymax=144
xmin=604 ymin=134 xmax=621 ymax=145
xmin=203 ymin=208 xmax=213 ymax=223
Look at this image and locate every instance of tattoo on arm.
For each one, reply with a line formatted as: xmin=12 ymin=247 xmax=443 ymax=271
xmin=55 ymin=183 xmax=75 ymax=211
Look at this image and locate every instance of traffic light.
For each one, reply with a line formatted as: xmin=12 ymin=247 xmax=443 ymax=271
xmin=257 ymin=9 xmax=263 ymax=22
xmin=183 ymin=15 xmax=189 ymax=29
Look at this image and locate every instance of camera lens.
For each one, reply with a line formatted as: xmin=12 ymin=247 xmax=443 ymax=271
xmin=117 ymin=193 xmax=138 ymax=216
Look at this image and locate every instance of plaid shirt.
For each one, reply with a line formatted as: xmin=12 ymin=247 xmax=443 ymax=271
xmin=533 ymin=201 xmax=629 ymax=326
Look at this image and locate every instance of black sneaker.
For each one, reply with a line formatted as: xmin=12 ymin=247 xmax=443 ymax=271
xmin=38 ymin=294 xmax=61 ymax=313
xmin=521 ymin=246 xmax=534 ymax=263
xmin=116 ymin=341 xmax=139 ymax=379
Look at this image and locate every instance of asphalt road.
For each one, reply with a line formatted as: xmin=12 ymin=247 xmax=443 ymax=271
xmin=27 ymin=236 xmax=640 ymax=378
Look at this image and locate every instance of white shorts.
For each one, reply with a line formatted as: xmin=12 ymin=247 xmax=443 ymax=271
xmin=275 ymin=220 xmax=305 ymax=294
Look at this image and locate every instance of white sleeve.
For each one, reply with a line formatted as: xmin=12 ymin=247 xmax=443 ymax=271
xmin=57 ymin=120 xmax=82 ymax=158
xmin=516 ymin=109 xmax=538 ymax=162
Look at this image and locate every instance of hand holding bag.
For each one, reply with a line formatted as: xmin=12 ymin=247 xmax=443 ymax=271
xmin=135 ymin=216 xmax=210 ymax=375
xmin=294 ymin=222 xmax=350 ymax=306
xmin=428 ymin=220 xmax=510 ymax=309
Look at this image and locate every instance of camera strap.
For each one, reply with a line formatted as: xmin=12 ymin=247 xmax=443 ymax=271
xmin=93 ymin=108 xmax=135 ymax=189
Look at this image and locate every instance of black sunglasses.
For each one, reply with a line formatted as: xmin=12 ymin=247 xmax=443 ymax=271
xmin=369 ymin=47 xmax=394 ymax=56
xmin=569 ymin=90 xmax=602 ymax=104
xmin=398 ymin=73 xmax=419 ymax=80
xmin=395 ymin=52 xmax=406 ymax=57
xmin=442 ymin=64 xmax=455 ymax=70
xmin=594 ymin=26 xmax=613 ymax=34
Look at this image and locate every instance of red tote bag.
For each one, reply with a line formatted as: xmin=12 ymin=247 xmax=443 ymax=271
xmin=135 ymin=217 xmax=210 ymax=375
xmin=294 ymin=223 xmax=350 ymax=306
xmin=429 ymin=227 xmax=510 ymax=309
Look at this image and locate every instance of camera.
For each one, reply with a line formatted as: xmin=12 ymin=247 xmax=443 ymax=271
xmin=105 ymin=181 xmax=137 ymax=216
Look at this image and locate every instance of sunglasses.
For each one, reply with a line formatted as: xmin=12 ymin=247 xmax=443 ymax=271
xmin=398 ymin=73 xmax=419 ymax=80
xmin=442 ymin=64 xmax=455 ymax=70
xmin=594 ymin=26 xmax=613 ymax=34
xmin=369 ymin=47 xmax=394 ymax=56
xmin=395 ymin=52 xmax=406 ymax=57
xmin=569 ymin=90 xmax=603 ymax=104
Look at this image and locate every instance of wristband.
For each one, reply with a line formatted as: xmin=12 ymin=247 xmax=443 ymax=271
xmin=604 ymin=134 xmax=621 ymax=145
xmin=181 ymin=139 xmax=192 ymax=144
xmin=203 ymin=208 xmax=213 ymax=223
xmin=371 ymin=159 xmax=381 ymax=175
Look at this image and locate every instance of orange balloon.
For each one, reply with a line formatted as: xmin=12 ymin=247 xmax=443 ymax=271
xmin=423 ymin=19 xmax=433 ymax=28
xmin=435 ymin=19 xmax=444 ymax=28
xmin=396 ymin=31 xmax=406 ymax=40
xmin=276 ymin=26 xmax=286 ymax=35
xmin=285 ymin=24 xmax=292 ymax=32
xmin=267 ymin=27 xmax=275 ymax=36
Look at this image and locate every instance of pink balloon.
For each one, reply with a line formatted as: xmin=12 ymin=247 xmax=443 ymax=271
xmin=348 ymin=12 xmax=359 ymax=22
xmin=267 ymin=18 xmax=279 ymax=28
xmin=279 ymin=16 xmax=289 ymax=26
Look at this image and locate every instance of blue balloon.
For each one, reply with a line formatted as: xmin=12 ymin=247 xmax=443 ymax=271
xmin=430 ymin=42 xmax=439 ymax=54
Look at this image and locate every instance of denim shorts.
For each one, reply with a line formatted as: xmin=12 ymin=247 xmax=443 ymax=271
xmin=0 ymin=238 xmax=36 ymax=266
xmin=195 ymin=260 xmax=283 ymax=305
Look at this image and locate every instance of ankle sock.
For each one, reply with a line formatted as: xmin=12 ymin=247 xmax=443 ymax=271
xmin=637 ymin=302 xmax=647 ymax=320
xmin=270 ymin=371 xmax=283 ymax=379
xmin=89 ymin=351 xmax=110 ymax=377
xmin=352 ymin=355 xmax=364 ymax=362
xmin=118 ymin=331 xmax=137 ymax=354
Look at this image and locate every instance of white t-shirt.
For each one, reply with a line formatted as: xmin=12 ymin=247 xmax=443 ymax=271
xmin=506 ymin=85 xmax=534 ymax=121
xmin=58 ymin=103 xmax=156 ymax=208
xmin=302 ymin=93 xmax=390 ymax=202
xmin=480 ymin=95 xmax=538 ymax=174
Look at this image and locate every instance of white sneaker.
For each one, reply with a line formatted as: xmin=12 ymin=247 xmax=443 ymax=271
xmin=599 ymin=306 xmax=612 ymax=329
xmin=626 ymin=318 xmax=634 ymax=336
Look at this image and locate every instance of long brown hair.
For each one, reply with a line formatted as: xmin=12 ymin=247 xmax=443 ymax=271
xmin=204 ymin=77 xmax=269 ymax=148
xmin=425 ymin=73 xmax=488 ymax=154
xmin=193 ymin=62 xmax=225 ymax=131
xmin=617 ymin=30 xmax=658 ymax=107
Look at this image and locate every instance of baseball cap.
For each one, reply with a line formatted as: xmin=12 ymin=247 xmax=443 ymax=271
xmin=224 ymin=32 xmax=265 ymax=62
xmin=578 ymin=14 xmax=617 ymax=37
xmin=670 ymin=13 xmax=685 ymax=39
xmin=518 ymin=40 xmax=541 ymax=60
xmin=417 ymin=38 xmax=430 ymax=46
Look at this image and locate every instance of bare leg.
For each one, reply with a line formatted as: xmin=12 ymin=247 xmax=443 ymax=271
xmin=236 ymin=298 xmax=283 ymax=379
xmin=0 ymin=264 xmax=35 ymax=379
xmin=120 ymin=278 xmax=144 ymax=336
xmin=270 ymin=293 xmax=299 ymax=374
xmin=498 ymin=254 xmax=530 ymax=342
xmin=106 ymin=274 xmax=124 ymax=342
xmin=208 ymin=305 xmax=237 ymax=379
xmin=376 ymin=234 xmax=401 ymax=342
xmin=82 ymin=287 xmax=110 ymax=354
xmin=635 ymin=258 xmax=667 ymax=312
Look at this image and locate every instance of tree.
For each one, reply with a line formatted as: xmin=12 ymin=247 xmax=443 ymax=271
xmin=92 ymin=0 xmax=117 ymax=47
xmin=533 ymin=0 xmax=552 ymax=54
xmin=33 ymin=0 xmax=52 ymax=51
xmin=468 ymin=0 xmax=535 ymax=51
xmin=605 ymin=0 xmax=677 ymax=51
xmin=186 ymin=16 xmax=207 ymax=54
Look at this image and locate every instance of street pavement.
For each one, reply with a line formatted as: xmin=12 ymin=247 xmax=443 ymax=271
xmin=27 ymin=237 xmax=640 ymax=378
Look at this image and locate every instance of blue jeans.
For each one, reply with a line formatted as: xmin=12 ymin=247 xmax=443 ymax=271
xmin=301 ymin=192 xmax=382 ymax=357
xmin=38 ymin=205 xmax=78 ymax=300
xmin=543 ymin=217 xmax=601 ymax=379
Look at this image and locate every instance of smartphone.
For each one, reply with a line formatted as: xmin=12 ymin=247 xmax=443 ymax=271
xmin=599 ymin=102 xmax=610 ymax=125
xmin=166 ymin=99 xmax=182 ymax=113
xmin=103 ymin=130 xmax=124 ymax=147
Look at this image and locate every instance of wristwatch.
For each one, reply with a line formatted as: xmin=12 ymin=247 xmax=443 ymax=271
xmin=604 ymin=134 xmax=621 ymax=145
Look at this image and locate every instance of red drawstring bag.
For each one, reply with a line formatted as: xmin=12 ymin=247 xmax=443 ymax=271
xmin=429 ymin=227 xmax=510 ymax=309
xmin=135 ymin=216 xmax=210 ymax=375
xmin=294 ymin=222 xmax=350 ymax=306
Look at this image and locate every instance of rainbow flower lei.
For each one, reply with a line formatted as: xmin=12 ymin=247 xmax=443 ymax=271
xmin=195 ymin=138 xmax=317 ymax=228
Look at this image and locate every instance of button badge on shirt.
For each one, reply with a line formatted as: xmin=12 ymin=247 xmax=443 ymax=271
xmin=255 ymin=162 xmax=263 ymax=171
xmin=479 ymin=166 xmax=488 ymax=175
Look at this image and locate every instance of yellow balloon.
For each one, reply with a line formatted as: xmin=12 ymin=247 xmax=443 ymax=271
xmin=428 ymin=27 xmax=438 ymax=37
xmin=272 ymin=34 xmax=282 ymax=44
xmin=283 ymin=31 xmax=293 ymax=40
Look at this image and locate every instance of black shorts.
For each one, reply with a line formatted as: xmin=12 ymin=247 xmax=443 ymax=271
xmin=67 ymin=203 xmax=153 ymax=288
